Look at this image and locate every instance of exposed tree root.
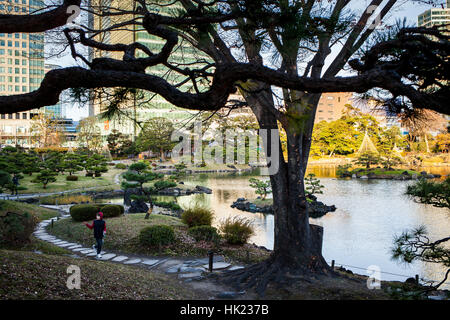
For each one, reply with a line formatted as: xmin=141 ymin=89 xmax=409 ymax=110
xmin=219 ymin=255 xmax=335 ymax=297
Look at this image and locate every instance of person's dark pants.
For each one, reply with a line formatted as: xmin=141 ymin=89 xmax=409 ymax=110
xmin=94 ymin=238 xmax=103 ymax=254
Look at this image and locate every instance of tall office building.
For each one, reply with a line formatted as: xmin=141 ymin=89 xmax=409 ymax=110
xmin=0 ymin=1 xmax=68 ymax=147
xmin=314 ymin=92 xmax=353 ymax=123
xmin=418 ymin=2 xmax=450 ymax=30
xmin=0 ymin=0 xmax=46 ymax=147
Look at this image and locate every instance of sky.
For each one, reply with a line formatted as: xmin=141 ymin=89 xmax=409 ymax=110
xmin=59 ymin=1 xmax=444 ymax=120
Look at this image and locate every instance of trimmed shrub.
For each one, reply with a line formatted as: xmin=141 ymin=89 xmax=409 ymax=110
xmin=70 ymin=203 xmax=124 ymax=221
xmin=139 ymin=225 xmax=175 ymax=247
xmin=188 ymin=225 xmax=220 ymax=243
xmin=0 ymin=211 xmax=37 ymax=247
xmin=70 ymin=204 xmax=99 ymax=222
xmin=115 ymin=163 xmax=127 ymax=169
xmin=100 ymin=204 xmax=122 ymax=218
xmin=66 ymin=175 xmax=79 ymax=181
xmin=181 ymin=206 xmax=214 ymax=228
xmin=219 ymin=216 xmax=254 ymax=245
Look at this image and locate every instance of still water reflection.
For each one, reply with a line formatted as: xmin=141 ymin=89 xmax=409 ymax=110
xmin=111 ymin=165 xmax=450 ymax=288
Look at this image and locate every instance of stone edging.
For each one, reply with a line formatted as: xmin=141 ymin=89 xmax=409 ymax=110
xmin=33 ymin=210 xmax=244 ymax=284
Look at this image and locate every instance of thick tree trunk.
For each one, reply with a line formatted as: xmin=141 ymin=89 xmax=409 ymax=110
xmin=221 ymin=90 xmax=331 ymax=295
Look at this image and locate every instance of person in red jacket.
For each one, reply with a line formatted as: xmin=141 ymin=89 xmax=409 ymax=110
xmin=84 ymin=212 xmax=106 ymax=259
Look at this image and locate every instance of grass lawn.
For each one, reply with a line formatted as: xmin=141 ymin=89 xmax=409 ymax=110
xmin=0 ymin=200 xmax=60 ymax=221
xmin=16 ymin=168 xmax=122 ymax=194
xmin=0 ymin=249 xmax=205 ymax=300
xmin=49 ymin=213 xmax=270 ymax=263
xmin=252 ymin=198 xmax=273 ymax=206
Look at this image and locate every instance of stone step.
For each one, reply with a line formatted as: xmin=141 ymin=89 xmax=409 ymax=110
xmin=112 ymin=256 xmax=129 ymax=262
xmin=99 ymin=253 xmax=116 ymax=261
xmin=141 ymin=259 xmax=160 ymax=266
xmin=123 ymin=258 xmax=141 ymax=265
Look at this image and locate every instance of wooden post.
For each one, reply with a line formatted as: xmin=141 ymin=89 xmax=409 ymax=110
xmin=51 ymin=219 xmax=54 ymax=228
xmin=331 ymin=260 xmax=335 ymax=269
xmin=415 ymin=274 xmax=419 ymax=285
xmin=208 ymin=250 xmax=214 ymax=272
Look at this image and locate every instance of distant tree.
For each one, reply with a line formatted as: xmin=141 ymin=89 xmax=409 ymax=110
xmin=170 ymin=162 xmax=187 ymax=181
xmin=22 ymin=152 xmax=42 ymax=176
xmin=400 ymin=110 xmax=445 ymax=154
xmin=107 ymin=129 xmax=132 ymax=158
xmin=136 ymin=117 xmax=176 ymax=161
xmin=249 ymin=178 xmax=272 ymax=200
xmin=380 ymin=151 xmax=403 ymax=170
xmin=83 ymin=154 xmax=108 ymax=178
xmin=406 ymin=177 xmax=450 ymax=209
xmin=32 ymin=169 xmax=57 ymax=189
xmin=379 ymin=126 xmax=407 ymax=153
xmin=434 ymin=133 xmax=450 ymax=153
xmin=354 ymin=152 xmax=380 ymax=169
xmin=0 ymin=170 xmax=12 ymax=193
xmin=30 ymin=112 xmax=65 ymax=148
xmin=63 ymin=153 xmax=83 ymax=176
xmin=76 ymin=117 xmax=103 ymax=153
xmin=43 ymin=151 xmax=66 ymax=174
xmin=121 ymin=162 xmax=163 ymax=219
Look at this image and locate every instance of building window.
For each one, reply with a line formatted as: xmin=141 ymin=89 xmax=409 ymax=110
xmin=1 ymin=114 xmax=5 ymax=119
xmin=15 ymin=113 xmax=19 ymax=119
xmin=22 ymin=113 xmax=27 ymax=119
xmin=8 ymin=114 xmax=12 ymax=119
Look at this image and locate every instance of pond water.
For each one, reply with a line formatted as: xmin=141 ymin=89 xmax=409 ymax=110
xmin=106 ymin=165 xmax=450 ymax=288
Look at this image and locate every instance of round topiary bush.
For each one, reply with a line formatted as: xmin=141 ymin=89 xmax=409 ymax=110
xmin=100 ymin=204 xmax=123 ymax=218
xmin=181 ymin=206 xmax=214 ymax=228
xmin=219 ymin=216 xmax=254 ymax=245
xmin=66 ymin=175 xmax=79 ymax=181
xmin=188 ymin=225 xmax=221 ymax=243
xmin=70 ymin=204 xmax=99 ymax=222
xmin=139 ymin=225 xmax=175 ymax=247
xmin=0 ymin=211 xmax=37 ymax=247
xmin=115 ymin=163 xmax=127 ymax=169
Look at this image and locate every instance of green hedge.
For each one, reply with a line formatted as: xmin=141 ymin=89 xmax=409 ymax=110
xmin=115 ymin=163 xmax=127 ymax=169
xmin=70 ymin=203 xmax=124 ymax=221
xmin=139 ymin=225 xmax=175 ymax=247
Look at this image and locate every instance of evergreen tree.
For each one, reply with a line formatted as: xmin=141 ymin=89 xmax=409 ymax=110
xmin=121 ymin=162 xmax=163 ymax=219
